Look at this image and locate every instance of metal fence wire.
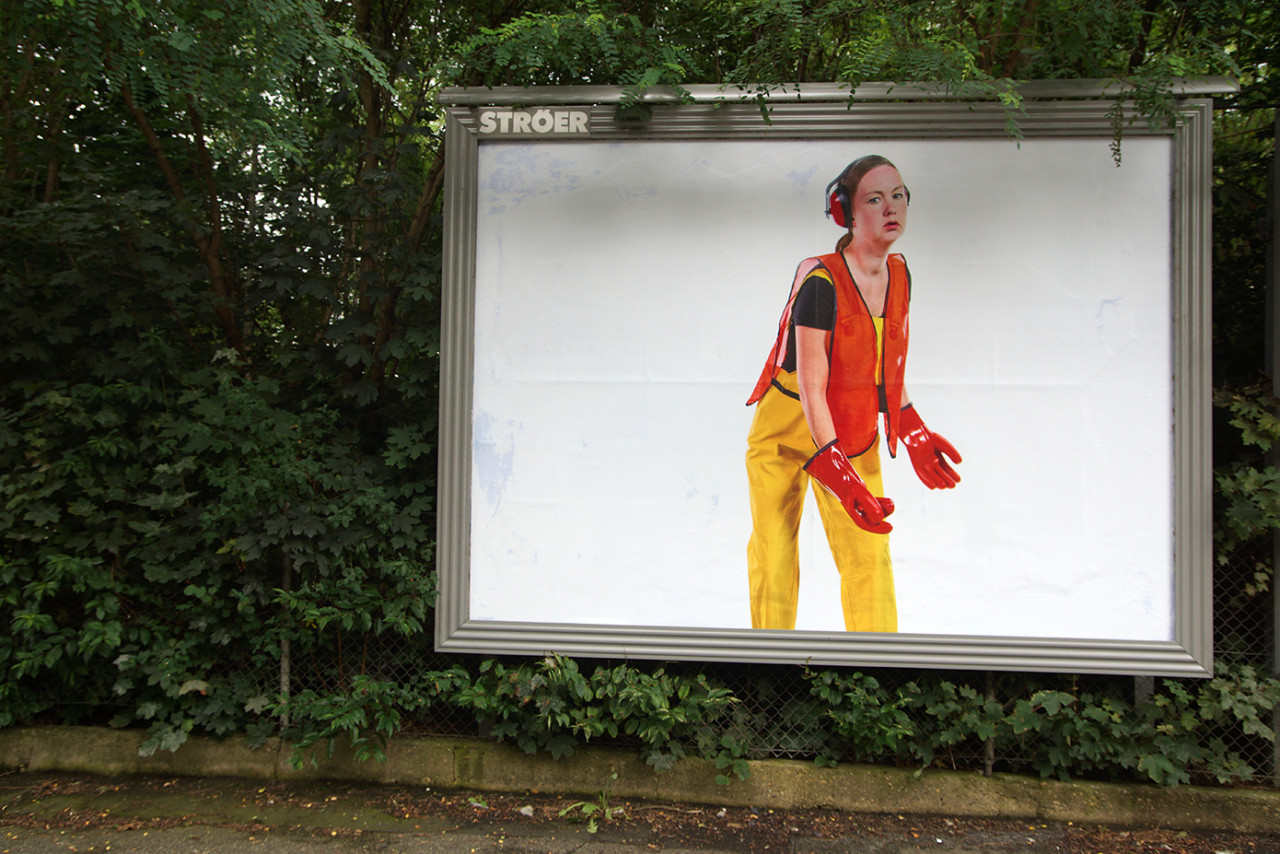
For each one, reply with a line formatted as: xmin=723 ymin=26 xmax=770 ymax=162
xmin=1208 ymin=535 xmax=1275 ymax=776
xmin=291 ymin=532 xmax=1276 ymax=786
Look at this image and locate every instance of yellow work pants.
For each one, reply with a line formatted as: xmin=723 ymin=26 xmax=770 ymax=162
xmin=745 ymin=372 xmax=897 ymax=632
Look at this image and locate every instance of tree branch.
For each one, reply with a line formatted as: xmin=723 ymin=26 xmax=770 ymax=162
xmin=1001 ymin=0 xmax=1041 ymax=78
xmin=1128 ymin=0 xmax=1162 ymax=72
xmin=405 ymin=139 xmax=446 ymax=251
xmin=2 ymin=42 xmax=37 ymax=188
xmin=119 ymin=81 xmax=243 ymax=353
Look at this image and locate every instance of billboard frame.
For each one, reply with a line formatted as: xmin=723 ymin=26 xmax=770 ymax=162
xmin=435 ymin=80 xmax=1232 ymax=676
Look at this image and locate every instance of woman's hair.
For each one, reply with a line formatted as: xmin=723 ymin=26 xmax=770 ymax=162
xmin=830 ymin=154 xmax=904 ymax=253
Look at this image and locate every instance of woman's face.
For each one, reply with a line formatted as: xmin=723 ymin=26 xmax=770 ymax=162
xmin=850 ymin=164 xmax=908 ymax=245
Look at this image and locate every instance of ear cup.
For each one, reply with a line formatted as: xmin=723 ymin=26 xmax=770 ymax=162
xmin=826 ymin=183 xmax=851 ymax=228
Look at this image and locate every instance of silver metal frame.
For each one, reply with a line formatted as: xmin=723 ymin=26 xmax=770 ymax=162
xmin=436 ymin=82 xmax=1229 ymax=676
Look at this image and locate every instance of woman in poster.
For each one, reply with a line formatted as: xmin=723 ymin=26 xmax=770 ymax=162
xmin=745 ymin=155 xmax=961 ymax=632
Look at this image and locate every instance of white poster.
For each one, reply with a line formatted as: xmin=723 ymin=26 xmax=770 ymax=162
xmin=466 ymin=136 xmax=1174 ymax=642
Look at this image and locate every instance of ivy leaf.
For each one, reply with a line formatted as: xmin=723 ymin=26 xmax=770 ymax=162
xmin=1137 ymin=752 xmax=1181 ymax=786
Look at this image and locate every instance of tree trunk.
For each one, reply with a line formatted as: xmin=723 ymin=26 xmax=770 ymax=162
xmin=120 ymin=83 xmax=244 ymax=353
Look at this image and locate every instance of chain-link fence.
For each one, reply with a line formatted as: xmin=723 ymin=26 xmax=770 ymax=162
xmin=273 ymin=532 xmax=1275 ymax=786
xmin=1208 ymin=534 xmax=1275 ymax=779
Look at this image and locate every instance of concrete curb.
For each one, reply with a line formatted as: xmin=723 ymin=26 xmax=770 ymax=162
xmin=2 ymin=726 xmax=1277 ymax=835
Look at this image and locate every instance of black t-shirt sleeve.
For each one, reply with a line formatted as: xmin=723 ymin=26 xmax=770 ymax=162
xmin=792 ymin=274 xmax=836 ymax=330
xmin=781 ymin=273 xmax=836 ymax=372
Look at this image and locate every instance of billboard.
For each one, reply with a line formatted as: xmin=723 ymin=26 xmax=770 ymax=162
xmin=435 ymin=83 xmax=1220 ymax=676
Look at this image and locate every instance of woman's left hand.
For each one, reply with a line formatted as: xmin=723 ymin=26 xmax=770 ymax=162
xmin=900 ymin=405 xmax=962 ymax=489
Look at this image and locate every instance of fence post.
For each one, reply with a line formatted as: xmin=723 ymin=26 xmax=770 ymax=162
xmin=983 ymin=671 xmax=995 ymax=777
xmin=1134 ymin=675 xmax=1154 ymax=706
xmin=280 ymin=551 xmax=293 ymax=731
xmin=1268 ymin=111 xmax=1279 ymax=789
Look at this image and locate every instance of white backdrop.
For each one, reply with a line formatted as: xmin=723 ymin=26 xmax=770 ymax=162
xmin=467 ymin=137 xmax=1174 ymax=641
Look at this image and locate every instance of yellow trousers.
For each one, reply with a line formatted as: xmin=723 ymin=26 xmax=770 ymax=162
xmin=745 ymin=372 xmax=897 ymax=632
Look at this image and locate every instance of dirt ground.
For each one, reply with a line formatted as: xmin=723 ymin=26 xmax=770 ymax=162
xmin=0 ymin=772 xmax=1278 ymax=853
xmin=386 ymin=785 xmax=1280 ymax=853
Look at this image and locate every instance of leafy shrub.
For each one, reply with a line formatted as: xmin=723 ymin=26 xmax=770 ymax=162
xmin=806 ymin=665 xmax=1280 ymax=787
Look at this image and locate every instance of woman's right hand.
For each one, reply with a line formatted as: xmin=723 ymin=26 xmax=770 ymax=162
xmin=804 ymin=440 xmax=895 ymax=534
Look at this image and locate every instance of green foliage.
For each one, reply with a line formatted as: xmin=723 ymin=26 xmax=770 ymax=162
xmin=1213 ymin=385 xmax=1280 ymax=595
xmin=454 ymin=0 xmax=700 ymax=116
xmin=273 ymin=656 xmax=748 ymax=782
xmin=696 ymin=0 xmax=1246 ymax=135
xmin=3 ymin=0 xmax=444 ymax=752
xmin=281 ymin=675 xmax=432 ymax=765
xmin=1212 ymin=106 xmax=1274 ymax=384
xmin=806 ymin=669 xmax=914 ymax=763
xmin=1006 ymin=667 xmax=1280 ymax=786
xmin=805 ymin=666 xmax=1280 ymax=787
xmin=898 ymin=678 xmax=1006 ymax=768
xmin=442 ymin=656 xmax=745 ymax=779
xmin=270 ymin=661 xmax=1279 ymax=789
xmin=558 ymin=772 xmax=623 ymax=833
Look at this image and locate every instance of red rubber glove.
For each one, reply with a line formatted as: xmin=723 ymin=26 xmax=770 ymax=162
xmin=804 ymin=440 xmax=895 ymax=534
xmin=900 ymin=405 xmax=961 ymax=489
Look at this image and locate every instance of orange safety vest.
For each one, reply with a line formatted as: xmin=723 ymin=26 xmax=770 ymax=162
xmin=747 ymin=252 xmax=911 ymax=457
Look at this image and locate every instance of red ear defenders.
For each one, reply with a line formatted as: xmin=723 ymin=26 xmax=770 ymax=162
xmin=825 ymin=178 xmax=852 ymax=229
